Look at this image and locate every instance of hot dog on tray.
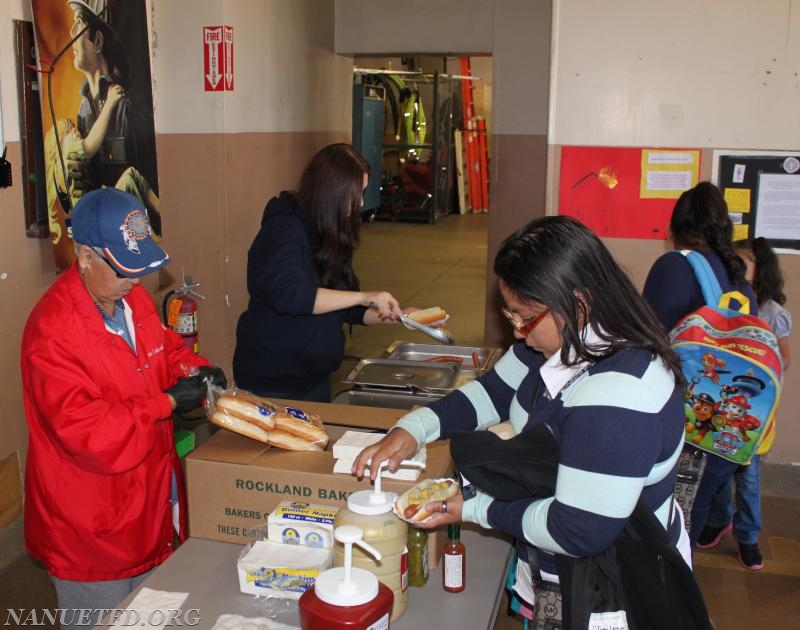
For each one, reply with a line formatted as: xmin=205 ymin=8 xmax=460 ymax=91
xmin=209 ymin=389 xmax=329 ymax=451
xmin=393 ymin=477 xmax=459 ymax=523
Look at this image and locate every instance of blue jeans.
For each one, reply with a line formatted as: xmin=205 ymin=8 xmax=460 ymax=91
xmin=706 ymin=454 xmax=761 ymax=545
xmin=688 ymin=452 xmax=740 ymax=545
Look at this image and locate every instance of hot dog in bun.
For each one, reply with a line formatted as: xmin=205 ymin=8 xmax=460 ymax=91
xmin=394 ymin=477 xmax=459 ymax=523
xmin=406 ymin=306 xmax=448 ymax=326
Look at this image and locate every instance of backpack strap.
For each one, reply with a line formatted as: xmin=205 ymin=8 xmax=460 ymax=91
xmin=676 ymin=250 xmax=722 ymax=307
xmin=676 ymin=250 xmax=751 ymax=314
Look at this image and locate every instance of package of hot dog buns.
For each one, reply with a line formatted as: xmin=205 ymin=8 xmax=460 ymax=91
xmin=393 ymin=477 xmax=459 ymax=524
xmin=206 ymin=387 xmax=329 ymax=451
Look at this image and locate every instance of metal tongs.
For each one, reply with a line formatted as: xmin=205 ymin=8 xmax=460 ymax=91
xmin=399 ymin=314 xmax=455 ymax=345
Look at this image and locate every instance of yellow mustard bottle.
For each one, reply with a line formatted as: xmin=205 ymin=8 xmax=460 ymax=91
xmin=333 ymin=466 xmax=408 ymax=621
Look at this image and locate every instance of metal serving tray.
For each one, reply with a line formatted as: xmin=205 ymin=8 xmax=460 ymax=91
xmin=381 ymin=342 xmax=502 ymax=372
xmin=342 ymin=358 xmax=460 ymax=395
xmin=332 ymin=388 xmax=441 ymax=410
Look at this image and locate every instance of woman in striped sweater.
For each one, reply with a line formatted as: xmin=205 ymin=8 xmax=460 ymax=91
xmin=354 ymin=216 xmax=689 ymax=623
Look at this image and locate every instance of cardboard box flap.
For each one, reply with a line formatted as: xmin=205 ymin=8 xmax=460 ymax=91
xmin=271 ymin=399 xmax=404 ymax=431
xmin=189 ymin=429 xmax=269 ymax=464
xmin=188 ymin=421 xmax=451 ymax=473
xmin=247 ymin=438 xmax=451 ymax=477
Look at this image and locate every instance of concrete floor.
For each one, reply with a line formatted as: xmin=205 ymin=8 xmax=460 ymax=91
xmin=2 ymin=213 xmax=799 ymax=629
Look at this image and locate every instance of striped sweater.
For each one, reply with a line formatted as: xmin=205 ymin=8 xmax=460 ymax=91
xmin=396 ymin=337 xmax=684 ymax=575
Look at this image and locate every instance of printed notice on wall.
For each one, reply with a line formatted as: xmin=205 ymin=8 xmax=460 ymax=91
xmin=640 ymin=150 xmax=700 ymax=199
xmin=754 ymin=173 xmax=800 ymax=241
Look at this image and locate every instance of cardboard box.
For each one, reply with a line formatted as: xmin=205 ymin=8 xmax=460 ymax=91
xmin=185 ymin=400 xmax=453 ymax=569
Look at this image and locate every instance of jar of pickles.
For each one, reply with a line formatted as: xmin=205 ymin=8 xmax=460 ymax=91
xmin=407 ymin=527 xmax=429 ymax=587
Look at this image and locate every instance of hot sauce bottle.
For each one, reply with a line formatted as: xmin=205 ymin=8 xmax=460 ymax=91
xmin=442 ymin=524 xmax=466 ymax=592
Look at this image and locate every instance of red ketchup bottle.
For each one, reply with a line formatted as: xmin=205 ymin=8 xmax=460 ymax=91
xmin=300 ymin=525 xmax=394 ymax=629
xmin=442 ymin=524 xmax=466 ymax=593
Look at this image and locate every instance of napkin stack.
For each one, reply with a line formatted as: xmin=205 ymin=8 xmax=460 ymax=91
xmin=331 ymin=430 xmax=426 ymax=481
xmin=110 ymin=588 xmax=189 ymax=629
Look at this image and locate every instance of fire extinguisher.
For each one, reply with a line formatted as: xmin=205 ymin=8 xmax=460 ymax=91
xmin=162 ymin=275 xmax=205 ymax=354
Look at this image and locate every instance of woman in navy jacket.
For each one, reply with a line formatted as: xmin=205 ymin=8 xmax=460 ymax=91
xmin=234 ymin=144 xmax=404 ymax=402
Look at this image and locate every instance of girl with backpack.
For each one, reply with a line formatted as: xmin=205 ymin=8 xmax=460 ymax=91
xmin=696 ymin=237 xmax=792 ymax=570
xmin=643 ymin=181 xmax=758 ymax=547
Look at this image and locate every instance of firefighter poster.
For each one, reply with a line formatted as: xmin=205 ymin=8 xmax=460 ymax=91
xmin=31 ymin=0 xmax=160 ymax=271
xmin=559 ymin=146 xmax=700 ymax=239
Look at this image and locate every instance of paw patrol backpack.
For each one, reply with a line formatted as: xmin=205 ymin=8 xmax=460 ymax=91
xmin=670 ymin=251 xmax=782 ymax=464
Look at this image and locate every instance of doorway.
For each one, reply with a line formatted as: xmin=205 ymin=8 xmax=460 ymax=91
xmin=351 ymin=55 xmax=492 ymax=224
xmin=336 ymin=54 xmax=494 ymax=384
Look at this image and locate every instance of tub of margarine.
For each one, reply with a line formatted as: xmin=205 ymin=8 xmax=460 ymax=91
xmin=237 ymin=540 xmax=332 ymax=599
xmin=267 ymin=501 xmax=338 ymax=548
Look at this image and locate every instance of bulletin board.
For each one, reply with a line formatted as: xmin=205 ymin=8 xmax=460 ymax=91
xmin=712 ymin=151 xmax=800 ymax=252
xmin=559 ymin=146 xmax=701 ymax=239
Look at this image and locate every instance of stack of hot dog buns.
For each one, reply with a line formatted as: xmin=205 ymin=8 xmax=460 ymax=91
xmin=393 ymin=477 xmax=459 ymax=523
xmin=211 ymin=390 xmax=329 ymax=451
xmin=406 ymin=306 xmax=448 ymax=325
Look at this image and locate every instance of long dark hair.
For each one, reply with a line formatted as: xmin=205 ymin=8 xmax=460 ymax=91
xmin=669 ymin=181 xmax=747 ymax=288
xmin=494 ymin=215 xmax=683 ymax=382
xmin=296 ymin=143 xmax=369 ymax=290
xmin=735 ymin=237 xmax=786 ymax=306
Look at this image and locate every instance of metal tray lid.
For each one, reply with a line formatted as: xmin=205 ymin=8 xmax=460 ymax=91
xmin=343 ymin=358 xmax=460 ymax=394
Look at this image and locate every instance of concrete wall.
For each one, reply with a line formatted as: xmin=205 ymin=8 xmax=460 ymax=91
xmin=0 ymin=0 xmax=352 ymax=530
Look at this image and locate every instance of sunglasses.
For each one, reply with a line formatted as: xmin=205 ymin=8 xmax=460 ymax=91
xmin=93 ymin=248 xmax=126 ymax=278
xmin=501 ymin=306 xmax=550 ymax=336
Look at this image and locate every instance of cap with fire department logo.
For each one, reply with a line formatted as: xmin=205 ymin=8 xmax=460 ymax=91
xmin=70 ymin=188 xmax=170 ymax=278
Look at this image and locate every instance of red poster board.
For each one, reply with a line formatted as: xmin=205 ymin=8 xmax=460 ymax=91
xmin=559 ymin=146 xmax=700 ymax=239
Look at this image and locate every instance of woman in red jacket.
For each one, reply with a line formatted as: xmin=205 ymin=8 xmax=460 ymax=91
xmin=21 ymin=188 xmax=225 ymax=630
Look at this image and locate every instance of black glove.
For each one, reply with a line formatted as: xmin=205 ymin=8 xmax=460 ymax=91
xmin=196 ymin=365 xmax=228 ymax=389
xmin=165 ymin=376 xmax=207 ymax=413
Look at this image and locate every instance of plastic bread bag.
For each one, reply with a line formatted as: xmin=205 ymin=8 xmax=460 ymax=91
xmin=237 ymin=532 xmax=332 ymax=601
xmin=206 ymin=387 xmax=329 ymax=451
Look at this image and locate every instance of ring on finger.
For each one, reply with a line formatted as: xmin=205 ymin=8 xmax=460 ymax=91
xmin=441 ymin=500 xmax=448 ymax=514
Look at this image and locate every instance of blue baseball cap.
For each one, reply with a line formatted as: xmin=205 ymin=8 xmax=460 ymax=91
xmin=71 ymin=188 xmax=170 ymax=278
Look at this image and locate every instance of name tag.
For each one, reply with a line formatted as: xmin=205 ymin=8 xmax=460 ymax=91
xmin=589 ymin=610 xmax=628 ymax=630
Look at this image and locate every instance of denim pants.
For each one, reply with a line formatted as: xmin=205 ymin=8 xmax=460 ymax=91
xmin=706 ymin=454 xmax=761 ymax=544
xmin=688 ymin=453 xmax=740 ymax=545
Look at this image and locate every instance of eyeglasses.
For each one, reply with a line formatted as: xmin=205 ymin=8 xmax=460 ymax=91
xmin=501 ymin=306 xmax=550 ymax=336
xmin=93 ymin=248 xmax=126 ymax=278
